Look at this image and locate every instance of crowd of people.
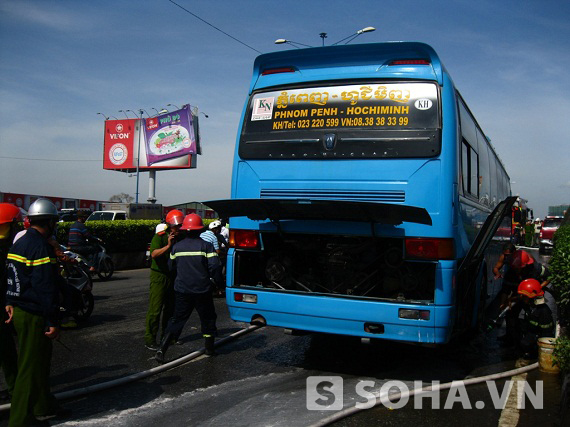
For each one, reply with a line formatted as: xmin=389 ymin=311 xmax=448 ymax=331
xmin=0 ymin=200 xmax=226 ymax=426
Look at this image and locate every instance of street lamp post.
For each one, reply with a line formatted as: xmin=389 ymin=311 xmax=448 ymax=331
xmin=275 ymin=27 xmax=375 ymax=49
xmin=332 ymin=26 xmax=376 ymax=45
xmin=274 ymin=38 xmax=312 ymax=49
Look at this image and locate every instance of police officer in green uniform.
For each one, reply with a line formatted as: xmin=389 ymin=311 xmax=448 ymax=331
xmin=144 ymin=210 xmax=183 ymax=350
xmin=5 ymin=199 xmax=70 ymax=426
xmin=0 ymin=203 xmax=21 ymax=402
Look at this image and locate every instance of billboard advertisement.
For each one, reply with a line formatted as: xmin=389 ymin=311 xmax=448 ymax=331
xmin=103 ymin=105 xmax=199 ymax=172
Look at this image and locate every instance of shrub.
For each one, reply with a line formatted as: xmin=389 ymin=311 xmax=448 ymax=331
xmin=55 ymin=218 xmax=220 ymax=253
xmin=56 ymin=220 xmax=159 ymax=253
xmin=554 ymin=335 xmax=570 ymax=374
xmin=550 ymin=225 xmax=570 ymax=326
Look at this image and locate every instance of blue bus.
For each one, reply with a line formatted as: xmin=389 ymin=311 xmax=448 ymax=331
xmin=208 ymin=42 xmax=514 ymax=345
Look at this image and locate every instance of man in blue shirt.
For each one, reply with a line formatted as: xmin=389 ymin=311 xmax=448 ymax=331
xmin=67 ymin=210 xmax=98 ymax=269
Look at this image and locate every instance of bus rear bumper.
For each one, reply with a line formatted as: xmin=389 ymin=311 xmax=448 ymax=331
xmin=227 ymin=288 xmax=453 ymax=344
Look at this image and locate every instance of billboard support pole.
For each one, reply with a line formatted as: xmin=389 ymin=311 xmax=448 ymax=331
xmin=148 ymin=170 xmax=156 ymax=204
xmin=135 ymin=110 xmax=143 ymax=204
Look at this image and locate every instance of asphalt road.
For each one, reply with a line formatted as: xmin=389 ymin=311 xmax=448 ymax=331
xmin=0 ymin=248 xmax=561 ymax=426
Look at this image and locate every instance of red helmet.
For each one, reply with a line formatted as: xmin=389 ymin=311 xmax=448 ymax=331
xmin=180 ymin=214 xmax=204 ymax=231
xmin=165 ymin=209 xmax=184 ymax=226
xmin=509 ymin=250 xmax=534 ymax=270
xmin=0 ymin=203 xmax=22 ymax=240
xmin=0 ymin=203 xmax=22 ymax=225
xmin=518 ymin=278 xmax=544 ymax=298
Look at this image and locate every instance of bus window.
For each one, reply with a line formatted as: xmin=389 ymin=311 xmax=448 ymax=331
xmin=462 ymin=140 xmax=479 ymax=199
xmin=240 ymin=82 xmax=441 ymax=160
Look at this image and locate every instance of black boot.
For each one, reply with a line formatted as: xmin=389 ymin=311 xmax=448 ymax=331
xmin=204 ymin=335 xmax=216 ymax=356
xmin=156 ymin=333 xmax=173 ymax=363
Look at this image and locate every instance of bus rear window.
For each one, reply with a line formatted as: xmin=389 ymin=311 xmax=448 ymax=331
xmin=240 ymin=82 xmax=441 ymax=159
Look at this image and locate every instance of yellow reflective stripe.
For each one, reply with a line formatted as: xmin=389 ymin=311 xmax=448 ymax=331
xmin=7 ymin=254 xmax=54 ymax=267
xmin=7 ymin=254 xmax=26 ymax=263
xmin=170 ymin=251 xmax=218 ymax=259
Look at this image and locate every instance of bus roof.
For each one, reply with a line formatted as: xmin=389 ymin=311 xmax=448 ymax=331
xmin=251 ymin=42 xmax=444 ymax=92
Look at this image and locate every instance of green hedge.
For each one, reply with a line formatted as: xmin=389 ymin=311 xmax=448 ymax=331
xmin=55 ymin=219 xmax=218 ymax=253
xmin=551 ymin=225 xmax=570 ymax=326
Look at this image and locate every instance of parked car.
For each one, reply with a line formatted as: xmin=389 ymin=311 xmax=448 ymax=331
xmin=86 ymin=210 xmax=127 ymax=221
xmin=58 ymin=209 xmax=93 ymax=222
xmin=539 ymin=216 xmax=563 ymax=254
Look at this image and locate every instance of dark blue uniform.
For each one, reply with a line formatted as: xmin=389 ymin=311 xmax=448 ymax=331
xmin=165 ymin=235 xmax=222 ymax=339
xmin=6 ymin=227 xmax=62 ymax=425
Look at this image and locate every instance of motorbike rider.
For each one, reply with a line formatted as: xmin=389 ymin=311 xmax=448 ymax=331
xmin=5 ymin=198 xmax=71 ymax=425
xmin=155 ymin=214 xmax=223 ymax=363
xmin=0 ymin=203 xmax=21 ymax=401
xmin=68 ymin=210 xmax=99 ymax=271
xmin=144 ymin=210 xmax=183 ymax=351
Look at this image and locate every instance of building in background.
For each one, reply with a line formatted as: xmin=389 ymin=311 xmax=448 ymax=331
xmin=548 ymin=204 xmax=569 ymax=216
xmin=0 ymin=191 xmax=217 ymax=219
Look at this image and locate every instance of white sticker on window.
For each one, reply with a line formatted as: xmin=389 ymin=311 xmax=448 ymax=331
xmin=251 ymin=97 xmax=275 ymax=121
xmin=414 ymin=99 xmax=433 ymax=110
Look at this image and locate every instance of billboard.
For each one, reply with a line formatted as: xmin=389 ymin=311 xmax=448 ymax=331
xmin=103 ymin=105 xmax=199 ymax=172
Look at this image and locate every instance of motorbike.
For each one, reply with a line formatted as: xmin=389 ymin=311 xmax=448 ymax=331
xmin=89 ymin=240 xmax=115 ymax=281
xmin=59 ymin=247 xmax=94 ymax=322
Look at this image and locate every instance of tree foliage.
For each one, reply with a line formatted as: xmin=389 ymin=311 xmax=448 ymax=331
xmin=109 ymin=193 xmax=134 ymax=203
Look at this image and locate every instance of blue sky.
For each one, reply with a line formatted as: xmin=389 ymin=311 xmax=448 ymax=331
xmin=0 ymin=0 xmax=568 ymax=218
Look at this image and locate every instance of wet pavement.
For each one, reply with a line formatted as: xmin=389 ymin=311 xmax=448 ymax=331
xmin=0 ymin=247 xmax=565 ymax=426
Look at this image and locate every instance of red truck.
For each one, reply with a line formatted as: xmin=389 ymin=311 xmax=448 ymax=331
xmin=539 ymin=216 xmax=563 ymax=254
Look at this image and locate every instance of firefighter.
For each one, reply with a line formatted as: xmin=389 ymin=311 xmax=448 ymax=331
xmin=5 ymin=199 xmax=71 ymax=425
xmin=517 ymin=278 xmax=555 ymax=359
xmin=155 ymin=214 xmax=222 ymax=363
xmin=0 ymin=203 xmax=21 ymax=401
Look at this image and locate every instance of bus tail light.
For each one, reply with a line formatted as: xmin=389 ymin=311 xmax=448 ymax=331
xmin=234 ymin=292 xmax=258 ymax=303
xmin=399 ymin=308 xmax=430 ymax=320
xmin=389 ymin=59 xmax=431 ymax=66
xmin=261 ymin=67 xmax=296 ymax=75
xmin=229 ymin=229 xmax=260 ymax=249
xmin=405 ymin=238 xmax=454 ymax=260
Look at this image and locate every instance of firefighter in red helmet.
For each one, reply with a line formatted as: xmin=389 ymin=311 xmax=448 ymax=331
xmin=517 ymin=279 xmax=554 ymax=360
xmin=144 ymin=209 xmax=184 ymax=350
xmin=155 ymin=214 xmax=223 ymax=363
xmin=0 ymin=203 xmax=21 ymax=401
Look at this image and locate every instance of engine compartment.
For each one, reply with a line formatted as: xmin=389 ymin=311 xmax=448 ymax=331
xmin=233 ymin=232 xmax=436 ymax=302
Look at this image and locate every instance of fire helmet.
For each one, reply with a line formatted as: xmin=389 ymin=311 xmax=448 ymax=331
xmin=26 ymin=198 xmax=59 ymax=221
xmin=509 ymin=250 xmax=534 ymax=270
xmin=165 ymin=209 xmax=184 ymax=226
xmin=0 ymin=203 xmax=22 ymax=240
xmin=180 ymin=214 xmax=204 ymax=231
xmin=209 ymin=220 xmax=222 ymax=230
xmin=517 ymin=278 xmax=544 ymax=298
xmin=0 ymin=203 xmax=22 ymax=225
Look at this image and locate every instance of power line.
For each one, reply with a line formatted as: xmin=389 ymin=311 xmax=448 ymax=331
xmin=0 ymin=156 xmax=99 ymax=162
xmin=167 ymin=0 xmax=262 ymax=54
